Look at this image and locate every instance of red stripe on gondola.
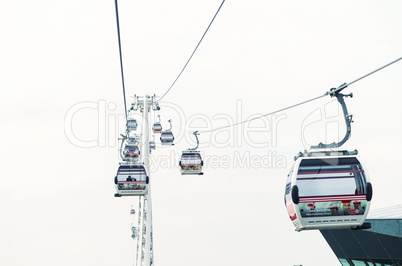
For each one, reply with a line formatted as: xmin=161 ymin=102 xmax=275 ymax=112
xmin=298 ymin=170 xmax=364 ymax=175
xmin=296 ymin=176 xmax=358 ymax=180
xmin=299 ymin=195 xmax=366 ymax=203
xmin=119 ymin=171 xmax=145 ymax=173
xmin=118 ymin=181 xmax=146 ymax=184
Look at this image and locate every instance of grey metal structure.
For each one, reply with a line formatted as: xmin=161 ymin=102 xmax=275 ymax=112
xmin=320 ymin=205 xmax=402 ymax=266
xmin=189 ymin=131 xmax=200 ymax=151
xmin=116 ymin=95 xmax=159 ymax=266
xmin=311 ymin=84 xmax=353 ymax=149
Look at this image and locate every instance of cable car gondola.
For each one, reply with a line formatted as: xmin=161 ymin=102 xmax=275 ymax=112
xmin=160 ymin=119 xmax=174 ymax=145
xmin=180 ymin=151 xmax=203 ymax=175
xmin=179 ymin=131 xmax=203 ymax=175
xmin=119 ymin=135 xmax=140 ymax=161
xmin=284 ymin=88 xmax=372 ymax=231
xmin=123 ymin=144 xmax=140 ymax=159
xmin=160 ymin=131 xmax=174 ymax=145
xmin=152 ymin=115 xmax=162 ymax=133
xmin=284 ymin=150 xmax=372 ymax=231
xmin=127 ymin=119 xmax=138 ymax=131
xmin=149 ymin=140 xmax=156 ymax=152
xmin=114 ymin=164 xmax=149 ymax=197
xmin=130 ymin=207 xmax=136 ymax=215
xmin=126 ymin=137 xmax=137 ymax=145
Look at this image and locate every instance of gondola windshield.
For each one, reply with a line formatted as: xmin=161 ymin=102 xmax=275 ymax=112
xmin=296 ymin=157 xmax=367 ymax=197
xmin=127 ymin=119 xmax=137 ymax=130
xmin=161 ymin=132 xmax=174 ymax=141
xmin=123 ymin=145 xmax=140 ymax=158
xmin=115 ymin=165 xmax=148 ymax=196
xmin=181 ymin=153 xmax=202 ymax=165
xmin=117 ymin=165 xmax=147 ymax=182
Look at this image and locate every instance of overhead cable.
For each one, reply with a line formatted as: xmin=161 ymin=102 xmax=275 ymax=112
xmin=333 ymin=56 xmax=402 ymax=93
xmin=114 ymin=0 xmax=128 ymax=121
xmin=199 ymin=56 xmax=402 ymax=134
xmin=198 ymin=94 xmax=327 ymax=134
xmin=158 ymin=0 xmax=226 ymax=102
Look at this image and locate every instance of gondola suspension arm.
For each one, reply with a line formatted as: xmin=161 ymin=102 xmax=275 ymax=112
xmin=311 ymin=83 xmax=353 ymax=149
xmin=188 ymin=131 xmax=200 ymax=151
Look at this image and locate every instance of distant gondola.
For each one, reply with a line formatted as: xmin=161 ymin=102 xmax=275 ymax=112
xmin=160 ymin=119 xmax=174 ymax=145
xmin=179 ymin=131 xmax=203 ymax=175
xmin=123 ymin=144 xmax=140 ymax=159
xmin=152 ymin=115 xmax=162 ymax=133
xmin=149 ymin=140 xmax=156 ymax=151
xmin=127 ymin=119 xmax=137 ymax=131
xmin=180 ymin=151 xmax=203 ymax=175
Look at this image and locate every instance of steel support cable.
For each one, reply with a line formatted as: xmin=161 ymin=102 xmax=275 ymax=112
xmin=114 ymin=0 xmax=128 ymax=122
xmin=198 ymin=94 xmax=328 ymax=134
xmin=199 ymin=56 xmax=402 ymax=134
xmin=333 ymin=56 xmax=402 ymax=93
xmin=157 ymin=0 xmax=226 ymax=102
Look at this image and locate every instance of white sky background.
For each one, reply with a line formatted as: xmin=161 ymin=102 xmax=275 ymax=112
xmin=1 ymin=0 xmax=402 ymax=265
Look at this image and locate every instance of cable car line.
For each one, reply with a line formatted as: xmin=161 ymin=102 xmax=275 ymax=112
xmin=198 ymin=56 xmax=402 ymax=135
xmin=332 ymin=56 xmax=402 ymax=95
xmin=157 ymin=0 xmax=226 ymax=102
xmin=199 ymin=93 xmax=327 ymax=134
xmin=114 ymin=0 xmax=128 ymax=121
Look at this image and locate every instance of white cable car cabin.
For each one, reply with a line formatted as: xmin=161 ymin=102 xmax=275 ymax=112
xmin=130 ymin=208 xmax=136 ymax=215
xmin=114 ymin=164 xmax=149 ymax=197
xmin=179 ymin=151 xmax=203 ymax=175
xmin=123 ymin=144 xmax=140 ymax=159
xmin=284 ymin=150 xmax=372 ymax=231
xmin=153 ymin=114 xmax=163 ymax=133
xmin=149 ymin=141 xmax=156 ymax=150
xmin=126 ymin=137 xmax=137 ymax=144
xmin=127 ymin=119 xmax=138 ymax=131
xmin=160 ymin=119 xmax=174 ymax=145
xmin=160 ymin=131 xmax=174 ymax=145
xmin=152 ymin=123 xmax=162 ymax=133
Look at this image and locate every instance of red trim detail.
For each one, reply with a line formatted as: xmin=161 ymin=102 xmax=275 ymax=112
xmin=299 ymin=195 xmax=366 ymax=203
xmin=118 ymin=181 xmax=146 ymax=184
xmin=298 ymin=170 xmax=364 ymax=175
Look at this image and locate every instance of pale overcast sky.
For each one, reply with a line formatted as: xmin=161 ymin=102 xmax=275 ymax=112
xmin=1 ymin=0 xmax=402 ymax=265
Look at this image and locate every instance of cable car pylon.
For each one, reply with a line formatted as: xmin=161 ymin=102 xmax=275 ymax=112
xmin=137 ymin=95 xmax=154 ymax=266
xmin=114 ymin=95 xmax=155 ymax=266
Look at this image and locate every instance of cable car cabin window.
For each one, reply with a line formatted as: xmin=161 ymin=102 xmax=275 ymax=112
xmin=128 ymin=120 xmax=137 ymax=129
xmin=285 ymin=183 xmax=291 ymax=195
xmin=285 ymin=165 xmax=294 ymax=192
xmin=117 ymin=166 xmax=147 ymax=182
xmin=296 ymin=158 xmax=367 ymax=197
xmin=181 ymin=154 xmax=202 ymax=165
xmin=123 ymin=145 xmax=140 ymax=157
xmin=127 ymin=138 xmax=137 ymax=144
xmin=161 ymin=132 xmax=173 ymax=141
xmin=153 ymin=124 xmax=162 ymax=131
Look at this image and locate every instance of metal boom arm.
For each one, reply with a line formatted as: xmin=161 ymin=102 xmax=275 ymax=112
xmin=311 ymin=84 xmax=353 ymax=149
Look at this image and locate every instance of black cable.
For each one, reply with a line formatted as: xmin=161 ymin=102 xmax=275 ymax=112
xmin=114 ymin=0 xmax=128 ymax=121
xmin=158 ymin=0 xmax=226 ymax=102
